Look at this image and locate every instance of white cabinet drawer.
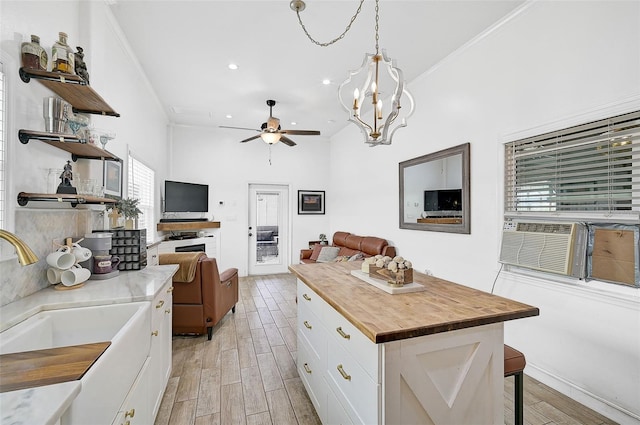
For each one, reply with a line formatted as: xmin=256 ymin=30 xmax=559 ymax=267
xmin=326 ymin=339 xmax=380 ymax=425
xmin=297 ymin=336 xmax=327 ymax=424
xmin=298 ymin=299 xmax=327 ymax=362
xmin=297 ymin=282 xmax=324 ymax=320
xmin=322 ymin=299 xmax=379 ymax=381
xmin=327 ymin=384 xmax=355 ymax=425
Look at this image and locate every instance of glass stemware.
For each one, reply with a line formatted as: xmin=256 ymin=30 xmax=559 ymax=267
xmin=66 ymin=113 xmax=89 ymax=138
xmin=99 ymin=131 xmax=115 ymax=150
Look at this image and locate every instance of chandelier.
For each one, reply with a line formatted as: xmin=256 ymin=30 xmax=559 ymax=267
xmin=291 ymin=0 xmax=414 ymax=146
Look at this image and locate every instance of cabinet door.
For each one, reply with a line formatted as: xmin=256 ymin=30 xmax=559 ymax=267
xmin=150 ymin=282 xmax=173 ymax=418
xmin=112 ymin=358 xmax=151 ymax=425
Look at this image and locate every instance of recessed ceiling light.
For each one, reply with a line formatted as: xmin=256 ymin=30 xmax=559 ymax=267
xmin=226 ymin=114 xmax=233 ymax=119
xmin=327 ymin=119 xmax=336 ymax=124
xmin=322 ymin=79 xmax=331 ymax=85
xmin=291 ymin=121 xmax=297 ymax=126
xmin=228 ymin=63 xmax=238 ymax=70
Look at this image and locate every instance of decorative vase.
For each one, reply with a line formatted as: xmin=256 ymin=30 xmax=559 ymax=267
xmin=108 ymin=208 xmax=121 ymax=229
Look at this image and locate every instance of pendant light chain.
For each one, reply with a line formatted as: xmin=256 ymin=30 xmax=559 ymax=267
xmin=374 ymin=0 xmax=380 ymax=54
xmin=294 ymin=0 xmax=365 ymax=47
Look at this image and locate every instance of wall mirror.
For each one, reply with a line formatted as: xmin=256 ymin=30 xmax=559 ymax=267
xmin=399 ymin=143 xmax=470 ymax=234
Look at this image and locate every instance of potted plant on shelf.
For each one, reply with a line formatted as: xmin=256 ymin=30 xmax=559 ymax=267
xmin=319 ymin=233 xmax=328 ymax=245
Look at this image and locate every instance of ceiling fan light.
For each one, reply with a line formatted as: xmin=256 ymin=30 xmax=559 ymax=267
xmin=261 ymin=132 xmax=282 ymax=145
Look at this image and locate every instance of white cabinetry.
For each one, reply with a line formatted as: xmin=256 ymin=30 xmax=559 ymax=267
xmin=150 ymin=281 xmax=173 ymax=417
xmin=158 ymin=236 xmax=218 ymax=259
xmin=111 ymin=359 xmax=151 ymax=425
xmin=297 ymin=279 xmax=504 ymax=425
xmin=297 ymin=281 xmax=381 ymax=425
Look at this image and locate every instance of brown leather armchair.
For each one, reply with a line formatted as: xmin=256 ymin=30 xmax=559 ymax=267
xmin=161 ymin=253 xmax=239 ymax=340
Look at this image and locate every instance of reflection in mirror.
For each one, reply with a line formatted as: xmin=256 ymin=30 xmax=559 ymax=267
xmin=399 ymin=143 xmax=470 ymax=233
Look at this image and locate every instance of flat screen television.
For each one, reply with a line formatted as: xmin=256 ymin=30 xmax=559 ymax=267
xmin=164 ymin=180 xmax=209 ymax=212
xmin=424 ymin=189 xmax=462 ymax=211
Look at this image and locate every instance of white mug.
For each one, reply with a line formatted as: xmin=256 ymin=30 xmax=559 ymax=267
xmin=61 ymin=264 xmax=91 ymax=286
xmin=72 ymin=243 xmax=92 ymax=262
xmin=46 ymin=267 xmax=64 ymax=284
xmin=46 ymin=247 xmax=76 ymax=270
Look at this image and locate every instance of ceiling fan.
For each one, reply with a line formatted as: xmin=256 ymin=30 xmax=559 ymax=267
xmin=220 ymin=100 xmax=320 ymax=146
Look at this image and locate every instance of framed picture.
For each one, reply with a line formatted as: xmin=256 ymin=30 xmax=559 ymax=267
xmin=103 ymin=159 xmax=122 ymax=198
xmin=298 ymin=190 xmax=325 ymax=215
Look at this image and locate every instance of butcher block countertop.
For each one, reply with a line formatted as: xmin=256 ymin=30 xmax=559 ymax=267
xmin=289 ymin=262 xmax=539 ymax=344
xmin=0 ymin=342 xmax=110 ymax=393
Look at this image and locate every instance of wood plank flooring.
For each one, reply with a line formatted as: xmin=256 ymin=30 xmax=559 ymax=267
xmin=155 ymin=273 xmax=618 ymax=425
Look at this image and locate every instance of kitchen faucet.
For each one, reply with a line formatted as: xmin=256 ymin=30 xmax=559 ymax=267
xmin=0 ymin=229 xmax=38 ymax=265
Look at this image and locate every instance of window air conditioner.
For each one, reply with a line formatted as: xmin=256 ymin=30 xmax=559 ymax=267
xmin=499 ymin=221 xmax=587 ymax=277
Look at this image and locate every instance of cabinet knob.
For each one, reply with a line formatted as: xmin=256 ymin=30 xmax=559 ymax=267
xmin=156 ymin=300 xmax=165 ymax=308
xmin=152 ymin=330 xmax=159 ymax=336
xmin=167 ymin=286 xmax=174 ymax=293
xmin=303 ymin=363 xmax=312 ymax=374
xmin=302 ymin=294 xmax=311 ymax=301
xmin=337 ymin=364 xmax=351 ymax=381
xmin=165 ymin=308 xmax=171 ymax=314
xmin=125 ymin=408 xmax=135 ymax=418
xmin=303 ymin=321 xmax=312 ymax=330
xmin=336 ymin=327 xmax=351 ymax=340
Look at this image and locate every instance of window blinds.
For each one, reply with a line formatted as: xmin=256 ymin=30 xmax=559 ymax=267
xmin=505 ymin=110 xmax=640 ymax=214
xmin=128 ymin=154 xmax=155 ymax=241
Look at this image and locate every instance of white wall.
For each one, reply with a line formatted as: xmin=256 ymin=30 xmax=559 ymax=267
xmin=0 ymin=1 xmax=170 ymax=304
xmin=168 ymin=125 xmax=330 ymax=274
xmin=328 ymin=2 xmax=640 ymax=423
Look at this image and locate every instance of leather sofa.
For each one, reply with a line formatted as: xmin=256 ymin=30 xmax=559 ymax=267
xmin=300 ymin=231 xmax=396 ymax=264
xmin=160 ymin=253 xmax=238 ymax=340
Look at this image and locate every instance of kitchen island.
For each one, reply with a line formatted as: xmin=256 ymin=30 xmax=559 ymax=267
xmin=289 ymin=261 xmax=539 ymax=425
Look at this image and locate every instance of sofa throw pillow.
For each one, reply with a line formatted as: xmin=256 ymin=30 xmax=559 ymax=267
xmin=309 ymin=243 xmax=324 ymax=261
xmin=348 ymin=253 xmax=364 ymax=261
xmin=316 ymin=246 xmax=341 ymax=263
xmin=332 ymin=255 xmax=351 ymax=262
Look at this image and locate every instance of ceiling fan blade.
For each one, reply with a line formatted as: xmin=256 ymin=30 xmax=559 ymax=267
xmin=280 ymin=135 xmax=297 ymax=147
xmin=219 ymin=125 xmax=260 ymax=132
xmin=281 ymin=130 xmax=321 ymax=136
xmin=239 ymin=134 xmax=262 ymax=143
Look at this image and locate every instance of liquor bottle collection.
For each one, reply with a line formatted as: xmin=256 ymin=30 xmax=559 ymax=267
xmin=21 ymin=31 xmax=89 ymax=84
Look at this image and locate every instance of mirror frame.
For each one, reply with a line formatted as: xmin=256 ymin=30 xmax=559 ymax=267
xmin=399 ymin=142 xmax=470 ymax=234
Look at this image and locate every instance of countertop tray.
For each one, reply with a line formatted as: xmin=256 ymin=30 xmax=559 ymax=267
xmin=350 ymin=270 xmax=426 ymax=294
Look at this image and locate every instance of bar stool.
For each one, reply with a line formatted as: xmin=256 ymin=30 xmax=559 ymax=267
xmin=504 ymin=344 xmax=526 ymax=425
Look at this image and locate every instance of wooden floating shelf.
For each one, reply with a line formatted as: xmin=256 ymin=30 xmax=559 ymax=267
xmin=19 ymin=68 xmax=120 ymax=117
xmin=17 ymin=192 xmax=118 ymax=207
xmin=157 ymin=221 xmax=221 ymax=231
xmin=18 ymin=130 xmax=120 ymax=161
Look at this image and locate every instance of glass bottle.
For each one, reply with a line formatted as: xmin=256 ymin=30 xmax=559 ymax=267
xmin=51 ymin=32 xmax=74 ymax=74
xmin=21 ymin=35 xmax=47 ymax=71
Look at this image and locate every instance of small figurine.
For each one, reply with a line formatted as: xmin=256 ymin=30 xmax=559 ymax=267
xmin=57 ymin=160 xmax=77 ymax=194
xmin=74 ymin=46 xmax=90 ymax=84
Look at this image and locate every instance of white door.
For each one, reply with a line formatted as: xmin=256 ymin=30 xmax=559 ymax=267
xmin=248 ymin=184 xmax=289 ymax=275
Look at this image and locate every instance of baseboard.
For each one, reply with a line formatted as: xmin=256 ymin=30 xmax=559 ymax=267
xmin=526 ymin=363 xmax=640 ymax=425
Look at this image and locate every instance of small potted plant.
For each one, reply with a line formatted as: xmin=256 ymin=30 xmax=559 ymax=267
xmin=117 ymin=197 xmax=142 ymax=229
xmin=319 ymin=233 xmax=327 ymax=245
